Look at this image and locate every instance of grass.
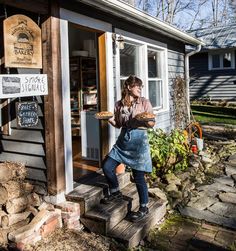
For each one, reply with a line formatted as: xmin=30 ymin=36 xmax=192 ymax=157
xmin=191 ymin=105 xmax=236 ymax=125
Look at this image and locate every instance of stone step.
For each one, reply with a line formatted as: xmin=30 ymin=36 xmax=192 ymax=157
xmin=108 ymin=198 xmax=167 ymax=248
xmin=80 ymin=183 xmax=139 ymax=235
xmin=66 ymin=170 xmax=131 ymax=215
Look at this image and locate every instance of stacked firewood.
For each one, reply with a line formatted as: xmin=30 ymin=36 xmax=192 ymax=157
xmin=0 ymin=162 xmax=62 ymax=249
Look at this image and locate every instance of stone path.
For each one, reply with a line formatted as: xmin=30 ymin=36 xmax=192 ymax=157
xmin=147 ymin=214 xmax=236 ymax=251
xmin=179 ymin=153 xmax=236 ymax=230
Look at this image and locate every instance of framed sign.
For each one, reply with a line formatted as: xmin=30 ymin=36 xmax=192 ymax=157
xmin=4 ymin=14 xmax=42 ymax=69
xmin=0 ymin=74 xmax=48 ymax=98
xmin=16 ymin=101 xmax=39 ymax=128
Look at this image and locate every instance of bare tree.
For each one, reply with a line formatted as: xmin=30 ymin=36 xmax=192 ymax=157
xmin=135 ymin=0 xmax=235 ymax=30
xmin=123 ymin=0 xmax=135 ymax=6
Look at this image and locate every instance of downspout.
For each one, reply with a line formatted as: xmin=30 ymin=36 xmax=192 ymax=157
xmin=185 ymin=44 xmax=201 ymax=123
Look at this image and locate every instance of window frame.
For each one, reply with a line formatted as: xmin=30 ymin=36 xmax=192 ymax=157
xmin=208 ymin=50 xmax=235 ymax=70
xmin=116 ymin=36 xmax=168 ymax=113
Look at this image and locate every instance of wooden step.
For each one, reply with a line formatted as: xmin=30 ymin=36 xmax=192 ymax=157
xmin=108 ymin=199 xmax=167 ymax=248
xmin=80 ymin=183 xmax=139 ymax=235
xmin=66 ymin=170 xmax=131 ymax=215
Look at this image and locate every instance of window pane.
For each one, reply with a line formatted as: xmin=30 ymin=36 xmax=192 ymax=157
xmin=223 ymin=52 xmax=232 ymax=68
xmin=212 ymin=54 xmax=220 ymax=68
xmin=120 ymin=43 xmax=139 ymax=78
xmin=149 ymin=80 xmax=162 ymax=108
xmin=148 ymin=50 xmax=161 ymax=78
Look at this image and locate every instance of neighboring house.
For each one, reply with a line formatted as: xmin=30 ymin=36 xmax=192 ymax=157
xmin=0 ymin=0 xmax=203 ymax=197
xmin=189 ymin=24 xmax=236 ymax=101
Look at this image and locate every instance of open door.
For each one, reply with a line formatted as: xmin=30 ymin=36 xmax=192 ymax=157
xmin=67 ymin=24 xmax=110 ymax=181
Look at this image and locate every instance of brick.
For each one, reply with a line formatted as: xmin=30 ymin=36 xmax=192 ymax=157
xmin=20 ymin=232 xmax=41 ymax=245
xmin=195 ymin=228 xmax=217 ymax=239
xmin=56 ymin=201 xmax=80 ymax=213
xmin=63 ymin=215 xmax=80 ymax=224
xmin=40 ymin=218 xmax=62 ymax=238
xmin=8 ymin=209 xmax=51 ymax=242
xmin=214 ymin=230 xmax=236 ymax=247
xmin=201 ymin=222 xmax=221 ymax=232
xmin=66 ymin=221 xmax=83 ymax=231
xmin=44 ymin=210 xmax=61 ymax=224
xmin=194 ymin=233 xmax=215 ymax=243
xmin=61 ymin=211 xmax=80 ymax=219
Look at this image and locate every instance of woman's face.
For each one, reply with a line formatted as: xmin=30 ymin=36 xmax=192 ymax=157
xmin=128 ymin=84 xmax=143 ymax=98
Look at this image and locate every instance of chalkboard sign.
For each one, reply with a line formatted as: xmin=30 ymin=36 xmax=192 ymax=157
xmin=16 ymin=101 xmax=38 ymax=128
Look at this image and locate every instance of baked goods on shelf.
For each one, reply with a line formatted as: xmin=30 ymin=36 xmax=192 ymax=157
xmin=95 ymin=111 xmax=113 ymax=120
xmin=135 ymin=112 xmax=155 ymax=121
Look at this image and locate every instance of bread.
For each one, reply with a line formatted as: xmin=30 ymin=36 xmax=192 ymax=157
xmin=135 ymin=112 xmax=155 ymax=121
xmin=95 ymin=111 xmax=113 ymax=119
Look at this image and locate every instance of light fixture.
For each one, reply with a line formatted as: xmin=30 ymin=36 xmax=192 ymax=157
xmin=112 ymin=33 xmax=125 ymax=54
xmin=116 ymin=34 xmax=125 ymax=50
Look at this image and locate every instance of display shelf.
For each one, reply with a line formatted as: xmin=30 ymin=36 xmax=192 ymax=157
xmin=70 ymin=56 xmax=97 ymax=136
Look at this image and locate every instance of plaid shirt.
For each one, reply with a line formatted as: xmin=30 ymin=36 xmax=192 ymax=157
xmin=113 ymin=97 xmax=153 ymax=128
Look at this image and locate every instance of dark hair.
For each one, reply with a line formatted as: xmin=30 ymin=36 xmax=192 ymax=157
xmin=121 ymin=75 xmax=142 ymax=107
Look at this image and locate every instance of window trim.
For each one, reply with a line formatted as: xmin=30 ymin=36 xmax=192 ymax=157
xmin=116 ymin=35 xmax=168 ymax=113
xmin=208 ymin=50 xmax=235 ymax=70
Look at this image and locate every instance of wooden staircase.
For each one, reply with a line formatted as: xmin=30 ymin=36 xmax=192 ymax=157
xmin=66 ymin=170 xmax=167 ymax=248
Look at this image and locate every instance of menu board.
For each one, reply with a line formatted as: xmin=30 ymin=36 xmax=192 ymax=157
xmin=16 ymin=101 xmax=38 ymax=128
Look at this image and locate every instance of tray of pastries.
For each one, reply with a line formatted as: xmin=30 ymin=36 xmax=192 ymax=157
xmin=95 ymin=111 xmax=113 ymax=120
xmin=135 ymin=112 xmax=155 ymax=121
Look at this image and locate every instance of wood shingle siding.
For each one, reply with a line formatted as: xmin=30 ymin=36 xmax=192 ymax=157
xmin=0 ymin=96 xmax=47 ymax=183
xmin=190 ymin=52 xmax=236 ymax=100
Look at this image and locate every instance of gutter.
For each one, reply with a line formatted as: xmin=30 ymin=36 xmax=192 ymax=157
xmin=77 ymin=0 xmax=204 ymax=46
xmin=185 ymin=44 xmax=202 ymax=123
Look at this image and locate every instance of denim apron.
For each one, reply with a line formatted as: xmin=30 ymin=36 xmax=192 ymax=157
xmin=108 ymin=128 xmax=152 ymax=173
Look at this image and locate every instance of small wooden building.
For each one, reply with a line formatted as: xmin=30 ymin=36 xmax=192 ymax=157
xmin=0 ymin=0 xmax=203 ymax=199
xmin=189 ymin=24 xmax=236 ymax=101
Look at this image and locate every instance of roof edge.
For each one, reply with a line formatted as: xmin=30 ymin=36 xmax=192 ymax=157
xmin=77 ymin=0 xmax=205 ymax=46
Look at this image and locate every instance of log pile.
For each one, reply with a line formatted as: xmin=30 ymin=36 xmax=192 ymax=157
xmin=0 ymin=162 xmax=63 ymax=250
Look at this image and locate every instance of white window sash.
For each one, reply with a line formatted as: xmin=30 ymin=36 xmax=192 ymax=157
xmin=117 ymin=35 xmax=168 ymax=113
xmin=209 ymin=51 xmax=235 ymax=70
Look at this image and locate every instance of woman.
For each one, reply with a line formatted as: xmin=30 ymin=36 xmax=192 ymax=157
xmin=101 ymin=75 xmax=155 ymax=222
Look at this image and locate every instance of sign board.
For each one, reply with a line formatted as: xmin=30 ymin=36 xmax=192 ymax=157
xmin=4 ymin=14 xmax=42 ymax=69
xmin=0 ymin=74 xmax=48 ymax=98
xmin=16 ymin=101 xmax=39 ymax=128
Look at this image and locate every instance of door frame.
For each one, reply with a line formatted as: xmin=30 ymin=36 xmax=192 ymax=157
xmin=60 ymin=8 xmax=114 ymax=193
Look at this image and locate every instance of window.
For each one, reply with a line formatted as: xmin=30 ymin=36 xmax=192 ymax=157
xmin=118 ymin=38 xmax=167 ymax=112
xmin=119 ymin=42 xmax=140 ymax=91
xmin=209 ymin=51 xmax=235 ymax=70
xmin=147 ymin=49 xmax=163 ymax=109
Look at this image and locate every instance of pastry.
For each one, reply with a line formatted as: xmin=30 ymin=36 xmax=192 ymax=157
xmin=135 ymin=112 xmax=155 ymax=121
xmin=95 ymin=111 xmax=113 ymax=120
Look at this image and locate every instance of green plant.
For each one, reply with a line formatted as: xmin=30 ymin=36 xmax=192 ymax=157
xmin=148 ymin=128 xmax=189 ymax=178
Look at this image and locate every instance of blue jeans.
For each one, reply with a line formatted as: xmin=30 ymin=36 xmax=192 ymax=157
xmin=102 ymin=156 xmax=149 ymax=207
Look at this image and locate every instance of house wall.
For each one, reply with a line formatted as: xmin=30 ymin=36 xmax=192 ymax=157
xmin=189 ymin=52 xmax=236 ymax=101
xmin=167 ymin=50 xmax=185 ymax=130
xmin=61 ymin=1 xmax=186 ymax=134
xmin=0 ymin=5 xmax=47 ymax=185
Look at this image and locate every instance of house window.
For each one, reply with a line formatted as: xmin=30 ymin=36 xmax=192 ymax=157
xmin=118 ymin=39 xmax=167 ymax=112
xmin=119 ymin=42 xmax=140 ymax=91
xmin=209 ymin=51 xmax=235 ymax=70
xmin=147 ymin=49 xmax=163 ymax=109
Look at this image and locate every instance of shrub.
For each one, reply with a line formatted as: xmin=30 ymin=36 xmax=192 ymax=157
xmin=148 ymin=128 xmax=189 ymax=179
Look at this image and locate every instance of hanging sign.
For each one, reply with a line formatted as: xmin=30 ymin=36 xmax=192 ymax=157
xmin=0 ymin=74 xmax=48 ymax=98
xmin=16 ymin=101 xmax=38 ymax=128
xmin=4 ymin=14 xmax=42 ymax=69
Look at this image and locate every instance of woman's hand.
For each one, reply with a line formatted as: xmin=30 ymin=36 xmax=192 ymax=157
xmin=108 ymin=117 xmax=116 ymax=127
xmin=144 ymin=120 xmax=155 ymax=128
